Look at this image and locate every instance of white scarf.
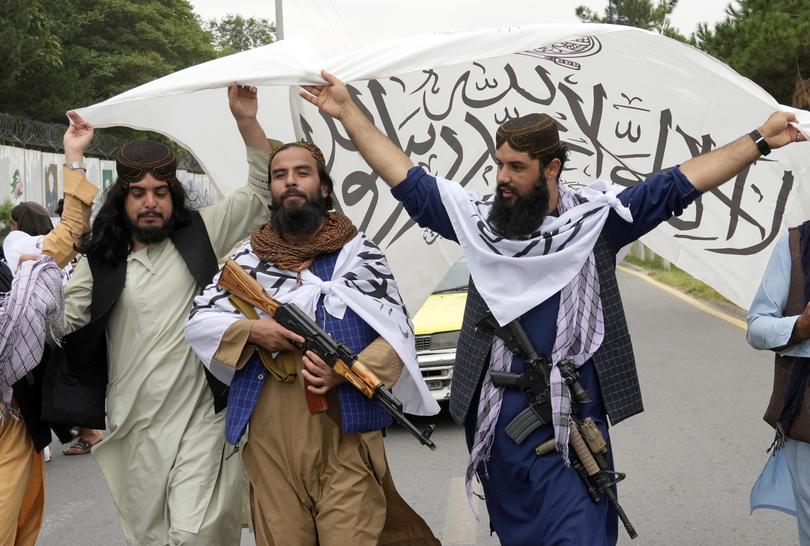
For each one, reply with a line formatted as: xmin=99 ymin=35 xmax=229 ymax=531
xmin=437 ymin=176 xmax=632 ymax=471
xmin=186 ymin=233 xmax=439 ymax=416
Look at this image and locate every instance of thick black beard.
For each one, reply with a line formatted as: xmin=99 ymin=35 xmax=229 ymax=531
xmin=124 ymin=213 xmax=174 ymax=246
xmin=271 ymin=191 xmax=328 ymax=237
xmin=487 ymin=178 xmax=551 ymax=239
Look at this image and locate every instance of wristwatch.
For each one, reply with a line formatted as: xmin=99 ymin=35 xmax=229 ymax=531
xmin=749 ymin=129 xmax=771 ymax=156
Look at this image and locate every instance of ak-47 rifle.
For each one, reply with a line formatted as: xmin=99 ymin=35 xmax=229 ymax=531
xmin=218 ymin=260 xmax=437 ymax=450
xmin=477 ymin=313 xmax=636 ymax=540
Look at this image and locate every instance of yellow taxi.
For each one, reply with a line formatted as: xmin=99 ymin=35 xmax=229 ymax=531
xmin=412 ymin=259 xmax=469 ymax=403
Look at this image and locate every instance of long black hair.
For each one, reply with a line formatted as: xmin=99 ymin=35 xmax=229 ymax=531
xmin=77 ymin=180 xmax=193 ymax=264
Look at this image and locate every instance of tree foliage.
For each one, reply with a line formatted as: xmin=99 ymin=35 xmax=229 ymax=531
xmin=696 ymin=0 xmax=810 ymax=105
xmin=207 ymin=14 xmax=275 ymax=56
xmin=0 ymin=0 xmax=216 ymax=123
xmin=576 ymin=0 xmax=688 ymax=42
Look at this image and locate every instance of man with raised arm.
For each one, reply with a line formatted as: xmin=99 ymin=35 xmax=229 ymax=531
xmin=43 ymin=85 xmax=272 ymax=545
xmin=185 ymin=137 xmax=440 ymax=546
xmin=301 ymin=70 xmax=806 ymax=545
xmin=0 ymin=112 xmax=98 ymax=546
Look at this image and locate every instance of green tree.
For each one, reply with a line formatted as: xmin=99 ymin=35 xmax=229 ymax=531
xmin=576 ymin=0 xmax=689 ymax=41
xmin=0 ymin=0 xmax=62 ymax=106
xmin=1 ymin=0 xmax=216 ymax=123
xmin=207 ymin=14 xmax=275 ymax=56
xmin=696 ymin=0 xmax=810 ymax=105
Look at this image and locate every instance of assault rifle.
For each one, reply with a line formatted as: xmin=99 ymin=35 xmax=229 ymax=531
xmin=218 ymin=260 xmax=437 ymax=450
xmin=476 ymin=314 xmax=591 ymax=443
xmin=476 ymin=313 xmax=636 ymax=540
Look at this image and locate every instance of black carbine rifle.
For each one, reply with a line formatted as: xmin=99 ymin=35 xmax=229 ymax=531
xmin=476 ymin=313 xmax=637 ymax=540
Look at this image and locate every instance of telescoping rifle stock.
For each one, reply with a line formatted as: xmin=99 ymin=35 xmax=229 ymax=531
xmin=218 ymin=260 xmax=437 ymax=450
xmin=476 ymin=313 xmax=637 ymax=540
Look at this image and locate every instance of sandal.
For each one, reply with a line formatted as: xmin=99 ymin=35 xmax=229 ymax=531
xmin=62 ymin=437 xmax=101 ymax=456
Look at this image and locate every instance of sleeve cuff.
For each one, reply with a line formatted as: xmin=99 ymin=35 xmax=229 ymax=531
xmin=672 ymin=165 xmax=701 ymax=198
xmin=213 ymin=319 xmax=256 ymax=369
xmin=246 ymin=146 xmax=270 ymax=188
xmin=391 ymin=165 xmax=430 ymax=201
xmin=62 ymin=167 xmax=99 ymax=206
xmin=357 ymin=337 xmax=404 ymax=389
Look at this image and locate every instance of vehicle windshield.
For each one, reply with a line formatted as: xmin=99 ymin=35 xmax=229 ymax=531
xmin=432 ymin=259 xmax=470 ymax=293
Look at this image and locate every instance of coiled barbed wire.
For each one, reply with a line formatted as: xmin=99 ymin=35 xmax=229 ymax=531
xmin=0 ymin=112 xmax=204 ymax=172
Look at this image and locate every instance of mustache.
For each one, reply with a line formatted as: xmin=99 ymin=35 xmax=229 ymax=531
xmin=281 ymin=188 xmax=308 ymax=201
xmin=137 ymin=211 xmax=164 ymax=220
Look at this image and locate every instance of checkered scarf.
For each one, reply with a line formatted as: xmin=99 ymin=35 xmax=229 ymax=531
xmin=448 ymin=179 xmax=631 ymax=510
xmin=0 ymin=256 xmax=64 ymax=418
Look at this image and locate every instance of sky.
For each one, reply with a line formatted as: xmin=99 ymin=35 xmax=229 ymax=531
xmin=190 ymin=0 xmax=736 ymax=45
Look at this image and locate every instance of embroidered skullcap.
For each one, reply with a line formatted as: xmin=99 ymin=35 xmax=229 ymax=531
xmin=495 ymin=113 xmax=560 ymax=159
xmin=270 ymin=140 xmax=326 ymax=170
xmin=116 ymin=140 xmax=178 ymax=186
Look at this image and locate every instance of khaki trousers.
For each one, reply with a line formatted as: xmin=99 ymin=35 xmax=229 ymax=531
xmin=0 ymin=402 xmax=45 ymax=546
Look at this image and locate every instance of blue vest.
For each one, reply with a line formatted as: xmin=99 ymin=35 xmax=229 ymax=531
xmin=225 ymin=250 xmax=392 ymax=444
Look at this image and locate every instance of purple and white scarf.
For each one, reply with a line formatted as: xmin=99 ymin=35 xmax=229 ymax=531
xmin=0 ymin=256 xmax=64 ymax=418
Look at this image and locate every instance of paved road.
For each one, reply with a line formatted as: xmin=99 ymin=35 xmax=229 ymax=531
xmin=38 ymin=268 xmax=798 ymax=545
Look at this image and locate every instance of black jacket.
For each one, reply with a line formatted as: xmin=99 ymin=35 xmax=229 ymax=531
xmin=42 ymin=211 xmax=228 ymax=428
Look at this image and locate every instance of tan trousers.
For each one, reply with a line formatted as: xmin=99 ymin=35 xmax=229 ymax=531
xmin=0 ymin=402 xmax=45 ymax=546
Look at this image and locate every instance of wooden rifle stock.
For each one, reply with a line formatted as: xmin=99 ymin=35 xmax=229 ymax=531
xmin=218 ymin=260 xmax=328 ymax=414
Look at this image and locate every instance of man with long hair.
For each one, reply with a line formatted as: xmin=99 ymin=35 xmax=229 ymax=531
xmin=185 ymin=140 xmax=440 ymax=545
xmin=301 ymin=71 xmax=806 ymax=545
xmin=44 ymin=85 xmax=272 ymax=545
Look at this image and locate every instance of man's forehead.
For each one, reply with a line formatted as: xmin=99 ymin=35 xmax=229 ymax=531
xmin=128 ymin=175 xmax=170 ymax=189
xmin=495 ymin=143 xmax=535 ymax=164
xmin=270 ymin=147 xmax=318 ymax=170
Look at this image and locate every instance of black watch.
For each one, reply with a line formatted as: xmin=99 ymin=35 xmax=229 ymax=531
xmin=749 ymin=129 xmax=771 ymax=156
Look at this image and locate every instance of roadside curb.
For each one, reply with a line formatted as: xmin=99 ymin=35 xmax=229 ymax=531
xmin=617 ymin=263 xmax=747 ymax=331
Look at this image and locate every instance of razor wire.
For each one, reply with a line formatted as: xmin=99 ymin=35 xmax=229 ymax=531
xmin=0 ymin=112 xmax=204 ymax=172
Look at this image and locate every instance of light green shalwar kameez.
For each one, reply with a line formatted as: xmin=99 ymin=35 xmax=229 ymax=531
xmin=63 ymin=148 xmax=271 ymax=545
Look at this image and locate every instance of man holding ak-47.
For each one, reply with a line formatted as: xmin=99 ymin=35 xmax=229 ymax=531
xmin=300 ymin=70 xmax=806 ymax=545
xmin=185 ymin=135 xmax=440 ymax=545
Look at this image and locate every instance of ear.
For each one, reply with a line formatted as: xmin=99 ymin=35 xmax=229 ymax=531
xmin=320 ymin=183 xmax=330 ymax=199
xmin=544 ymin=158 xmax=561 ymax=181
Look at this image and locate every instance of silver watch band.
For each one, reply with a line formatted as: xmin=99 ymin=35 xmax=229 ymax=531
xmin=63 ymin=161 xmax=86 ymax=171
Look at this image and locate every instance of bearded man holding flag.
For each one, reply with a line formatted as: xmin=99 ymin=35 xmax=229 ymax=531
xmin=301 ymin=69 xmax=806 ymax=545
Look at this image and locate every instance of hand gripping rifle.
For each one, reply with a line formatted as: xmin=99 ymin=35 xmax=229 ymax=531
xmin=218 ymin=260 xmax=437 ymax=450
xmin=477 ymin=313 xmax=636 ymax=539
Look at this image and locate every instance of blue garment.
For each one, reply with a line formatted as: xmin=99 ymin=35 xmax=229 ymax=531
xmin=747 ymin=233 xmax=810 ymax=540
xmin=225 ymin=250 xmax=391 ymax=445
xmin=747 ymin=233 xmax=810 ymax=357
xmin=392 ymin=166 xmax=699 ymax=545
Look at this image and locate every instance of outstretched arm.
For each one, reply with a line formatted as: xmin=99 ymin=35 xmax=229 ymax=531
xmin=229 ymin=84 xmax=270 ymax=151
xmin=680 ymin=111 xmax=805 ymax=192
xmin=300 ymin=70 xmax=413 ymax=187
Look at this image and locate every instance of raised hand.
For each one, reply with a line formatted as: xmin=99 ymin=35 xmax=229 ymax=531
xmin=228 ymin=83 xmax=259 ymax=122
xmin=299 ymin=70 xmax=355 ymax=121
xmin=760 ymin=111 xmax=807 ymax=150
xmin=64 ymin=111 xmax=93 ymax=162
